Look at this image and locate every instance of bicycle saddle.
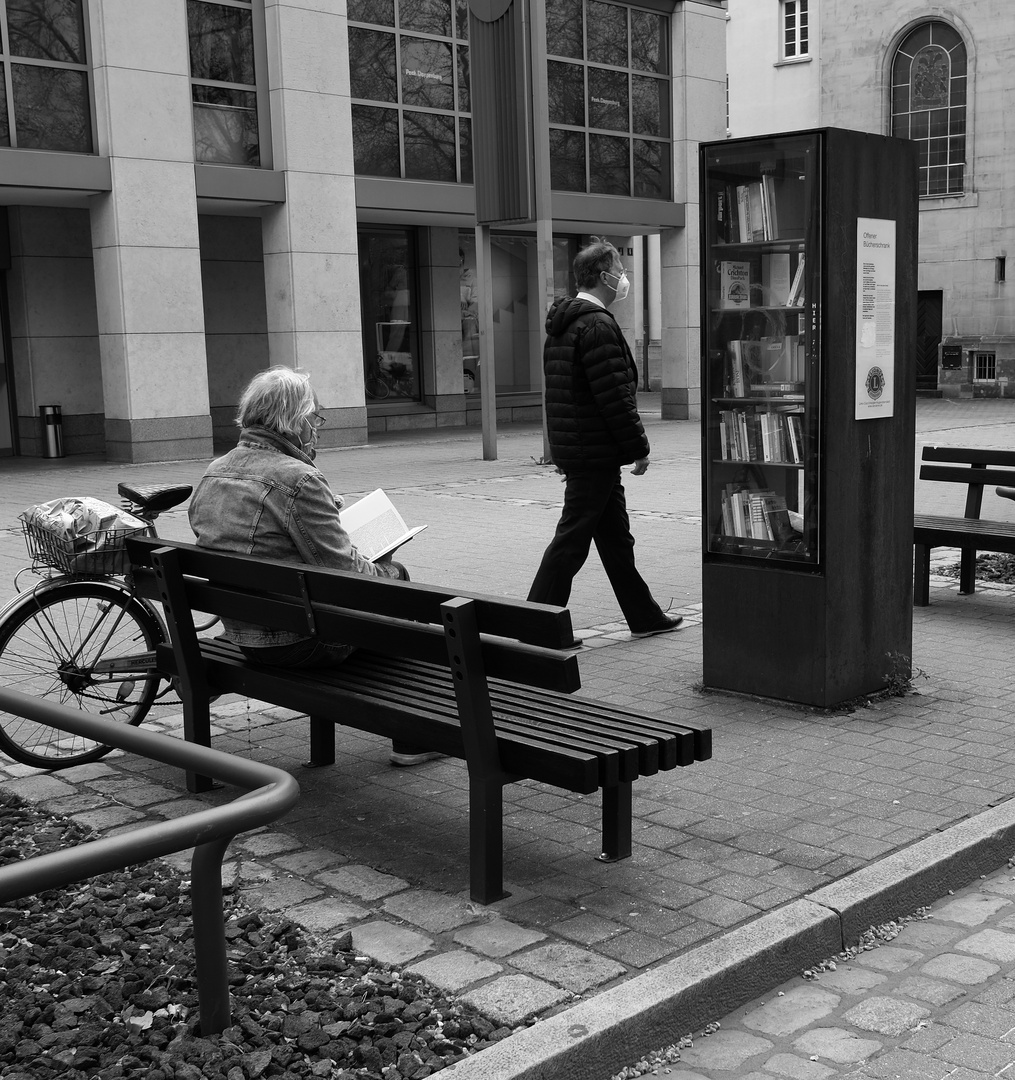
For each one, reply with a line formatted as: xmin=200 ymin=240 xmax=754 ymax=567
xmin=117 ymin=482 xmax=193 ymax=517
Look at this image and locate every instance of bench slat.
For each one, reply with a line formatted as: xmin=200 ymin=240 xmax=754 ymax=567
xmin=914 ymin=515 xmax=1015 ymax=551
xmin=919 ymin=464 xmax=1015 ymax=489
xmin=923 ymin=446 xmax=1015 ymax=467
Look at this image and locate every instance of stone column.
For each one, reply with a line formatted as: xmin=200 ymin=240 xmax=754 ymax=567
xmin=260 ymin=0 xmax=365 ymax=447
xmin=88 ymin=0 xmax=212 ymax=462
xmin=661 ymin=0 xmax=727 ymax=420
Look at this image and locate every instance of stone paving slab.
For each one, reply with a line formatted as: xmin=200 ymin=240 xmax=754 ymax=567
xmin=2 ymin=398 xmax=1015 ymax=1079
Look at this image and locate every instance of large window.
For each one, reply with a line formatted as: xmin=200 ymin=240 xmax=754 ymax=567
xmin=781 ymin=0 xmax=808 ymax=60
xmin=349 ymin=0 xmax=472 ymax=183
xmin=891 ymin=21 xmax=966 ymax=197
xmin=545 ymin=0 xmax=671 ymax=199
xmin=188 ymin=0 xmax=265 ymax=166
xmin=0 ymin=0 xmax=92 ymax=152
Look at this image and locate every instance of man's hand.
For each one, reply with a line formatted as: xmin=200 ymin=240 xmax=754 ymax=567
xmin=631 ymin=458 xmax=649 ymax=475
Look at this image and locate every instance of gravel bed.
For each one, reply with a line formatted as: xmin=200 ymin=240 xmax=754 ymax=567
xmin=937 ymin=552 xmax=1015 ymax=583
xmin=0 ymin=790 xmax=513 ymax=1079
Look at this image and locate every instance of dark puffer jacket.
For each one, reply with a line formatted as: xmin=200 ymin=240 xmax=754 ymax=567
xmin=543 ymin=296 xmax=649 ymax=472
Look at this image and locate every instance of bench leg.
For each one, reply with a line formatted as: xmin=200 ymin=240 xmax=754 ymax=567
xmin=182 ymin=697 xmax=215 ymax=794
xmin=913 ymin=543 xmax=931 ymax=606
xmin=597 ymin=782 xmax=633 ymax=863
xmin=469 ymin=777 xmax=509 ymax=905
xmin=305 ymin=715 xmax=335 ymax=768
xmin=959 ymin=547 xmax=977 ymax=595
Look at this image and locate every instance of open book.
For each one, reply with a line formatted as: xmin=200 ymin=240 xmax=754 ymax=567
xmin=341 ymin=488 xmax=427 ymax=562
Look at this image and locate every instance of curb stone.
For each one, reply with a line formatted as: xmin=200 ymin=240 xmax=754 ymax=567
xmin=440 ymin=797 xmax=1015 ymax=1080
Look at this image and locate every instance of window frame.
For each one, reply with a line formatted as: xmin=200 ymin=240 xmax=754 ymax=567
xmin=0 ymin=0 xmax=96 ymax=153
xmin=781 ymin=0 xmax=808 ymax=61
xmin=187 ymin=0 xmax=272 ymax=169
xmin=348 ymin=0 xmax=472 ymax=184
xmin=973 ymin=351 xmax=996 ymax=383
xmin=890 ymin=19 xmax=967 ymax=199
xmin=545 ymin=0 xmax=672 ymax=200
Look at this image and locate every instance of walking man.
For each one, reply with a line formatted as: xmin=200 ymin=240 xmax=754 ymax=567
xmin=527 ymin=239 xmax=682 ymax=639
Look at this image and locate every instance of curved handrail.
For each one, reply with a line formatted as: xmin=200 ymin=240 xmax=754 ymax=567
xmin=0 ymin=686 xmax=300 ymax=1034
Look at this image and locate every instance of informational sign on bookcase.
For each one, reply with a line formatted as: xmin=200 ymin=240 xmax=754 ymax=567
xmin=699 ymin=128 xmax=919 ymax=708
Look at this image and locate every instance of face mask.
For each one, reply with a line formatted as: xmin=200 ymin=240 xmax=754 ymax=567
xmin=604 ymin=270 xmax=630 ymax=303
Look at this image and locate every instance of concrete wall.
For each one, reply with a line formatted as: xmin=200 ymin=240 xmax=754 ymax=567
xmin=817 ymin=1 xmax=1015 ymax=397
xmin=726 ymin=0 xmax=820 ymax=138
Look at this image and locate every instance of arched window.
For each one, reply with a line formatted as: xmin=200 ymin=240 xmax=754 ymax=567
xmin=891 ymin=21 xmax=966 ymax=197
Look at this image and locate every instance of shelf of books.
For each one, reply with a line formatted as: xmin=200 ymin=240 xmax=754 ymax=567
xmin=702 ymin=132 xmax=819 ymax=564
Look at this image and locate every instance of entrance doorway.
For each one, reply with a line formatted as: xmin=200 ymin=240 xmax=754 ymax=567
xmin=916 ymin=291 xmax=942 ymax=392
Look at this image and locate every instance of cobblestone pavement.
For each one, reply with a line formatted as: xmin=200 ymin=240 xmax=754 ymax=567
xmin=1 ymin=395 xmax=1014 ymax=1078
xmin=651 ymin=857 xmax=1015 ymax=1080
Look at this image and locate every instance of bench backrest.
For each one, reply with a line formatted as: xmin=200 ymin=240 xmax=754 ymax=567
xmin=920 ymin=445 xmax=1015 ymax=518
xmin=126 ymin=536 xmax=580 ymax=694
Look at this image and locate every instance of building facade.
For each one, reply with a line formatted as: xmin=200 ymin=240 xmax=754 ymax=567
xmin=0 ymin=0 xmax=726 ymax=461
xmin=727 ymin=0 xmax=1015 ymax=398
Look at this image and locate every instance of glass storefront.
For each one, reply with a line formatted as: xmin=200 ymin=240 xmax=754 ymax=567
xmin=358 ymin=228 xmax=421 ymax=402
xmin=457 ymin=230 xmax=577 ymax=395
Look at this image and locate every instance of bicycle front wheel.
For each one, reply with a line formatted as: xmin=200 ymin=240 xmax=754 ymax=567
xmin=0 ymin=581 xmax=165 ymax=769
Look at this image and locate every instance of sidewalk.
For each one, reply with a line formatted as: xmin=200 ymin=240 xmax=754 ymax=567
xmin=1 ymin=396 xmax=1014 ymax=1080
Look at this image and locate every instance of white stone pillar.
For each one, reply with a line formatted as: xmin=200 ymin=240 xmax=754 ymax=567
xmin=261 ymin=0 xmax=365 ymax=446
xmin=661 ymin=0 xmax=727 ymax=420
xmin=88 ymin=0 xmax=212 ymax=462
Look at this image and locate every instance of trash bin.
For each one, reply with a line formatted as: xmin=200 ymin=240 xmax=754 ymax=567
xmin=40 ymin=405 xmax=64 ymax=459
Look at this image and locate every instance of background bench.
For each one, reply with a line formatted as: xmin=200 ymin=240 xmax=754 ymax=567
xmin=914 ymin=446 xmax=1015 ymax=605
xmin=126 ymin=537 xmax=711 ymax=904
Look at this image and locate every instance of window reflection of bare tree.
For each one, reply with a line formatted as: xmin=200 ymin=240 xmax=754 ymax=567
xmin=6 ymin=1 xmax=90 ymax=151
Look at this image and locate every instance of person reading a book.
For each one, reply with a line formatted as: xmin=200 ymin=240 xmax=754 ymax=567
xmin=189 ymin=366 xmax=440 ymax=767
xmin=527 ymin=239 xmax=682 ymax=640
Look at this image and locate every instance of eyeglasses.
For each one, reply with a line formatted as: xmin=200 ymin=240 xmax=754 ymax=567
xmin=311 ymin=412 xmax=326 ymax=429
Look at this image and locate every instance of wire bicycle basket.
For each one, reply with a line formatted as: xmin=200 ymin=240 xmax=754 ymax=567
xmin=20 ymin=500 xmax=150 ymax=577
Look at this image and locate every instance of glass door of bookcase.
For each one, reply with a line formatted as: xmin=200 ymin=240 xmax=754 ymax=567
xmin=700 ymin=132 xmax=821 ymax=565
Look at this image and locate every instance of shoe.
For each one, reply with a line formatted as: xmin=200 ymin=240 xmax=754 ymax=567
xmin=566 ymin=638 xmax=583 ymax=650
xmin=390 ymin=751 xmax=446 ymax=767
xmin=630 ymin=615 xmax=684 ymax=638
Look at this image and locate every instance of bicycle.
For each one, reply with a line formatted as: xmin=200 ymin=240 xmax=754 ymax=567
xmin=0 ymin=481 xmax=197 ymax=770
xmin=365 ymin=352 xmax=416 ymax=400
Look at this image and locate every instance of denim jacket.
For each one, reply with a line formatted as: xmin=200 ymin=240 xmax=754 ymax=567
xmin=188 ymin=426 xmax=398 ymax=647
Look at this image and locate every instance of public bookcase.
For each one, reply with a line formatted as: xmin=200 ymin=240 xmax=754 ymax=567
xmin=699 ymin=128 xmax=918 ymax=707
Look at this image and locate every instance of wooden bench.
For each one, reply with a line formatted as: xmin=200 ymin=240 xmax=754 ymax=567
xmin=913 ymin=446 xmax=1015 ymax=605
xmin=126 ymin=536 xmax=711 ymax=905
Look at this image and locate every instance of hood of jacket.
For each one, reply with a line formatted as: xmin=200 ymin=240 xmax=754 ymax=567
xmin=545 ymin=295 xmax=606 ymax=338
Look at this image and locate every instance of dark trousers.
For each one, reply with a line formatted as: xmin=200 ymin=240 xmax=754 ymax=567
xmin=527 ymin=468 xmax=664 ymax=632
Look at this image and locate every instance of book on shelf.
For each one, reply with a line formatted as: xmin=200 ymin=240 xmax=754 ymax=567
xmin=719 ymin=260 xmax=751 ymax=309
xmin=341 ymin=488 xmax=427 ymax=562
xmin=784 ymin=414 xmax=803 ymax=464
xmin=786 ymin=254 xmax=806 ymax=307
xmin=759 ymin=491 xmax=798 ymax=544
xmin=746 ymin=183 xmax=765 ymax=242
xmin=760 ymin=253 xmax=792 ymax=306
xmin=727 ymin=340 xmax=747 ymax=397
xmin=714 ymin=184 xmax=740 ymax=243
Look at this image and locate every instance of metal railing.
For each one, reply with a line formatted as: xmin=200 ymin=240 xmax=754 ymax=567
xmin=0 ymin=687 xmax=300 ymax=1034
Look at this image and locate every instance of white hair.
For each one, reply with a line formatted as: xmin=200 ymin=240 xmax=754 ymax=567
xmin=236 ymin=367 xmax=316 ymax=438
